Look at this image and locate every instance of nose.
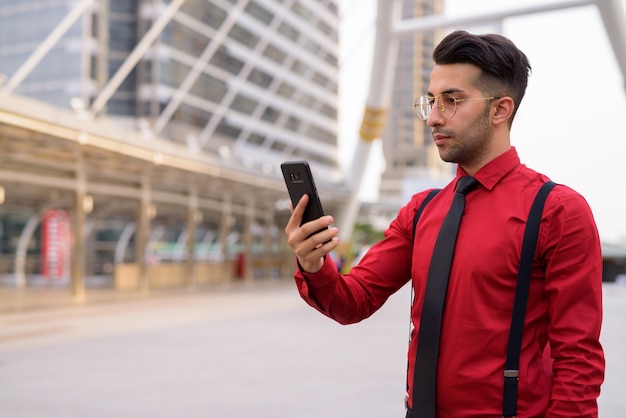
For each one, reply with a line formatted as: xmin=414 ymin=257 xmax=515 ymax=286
xmin=426 ymin=102 xmax=445 ymax=127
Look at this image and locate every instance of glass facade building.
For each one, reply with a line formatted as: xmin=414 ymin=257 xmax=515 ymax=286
xmin=0 ymin=0 xmax=340 ymax=283
xmin=0 ymin=0 xmax=340 ymax=172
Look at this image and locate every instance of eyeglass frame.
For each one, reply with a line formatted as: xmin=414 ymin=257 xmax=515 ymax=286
xmin=414 ymin=93 xmax=502 ymax=120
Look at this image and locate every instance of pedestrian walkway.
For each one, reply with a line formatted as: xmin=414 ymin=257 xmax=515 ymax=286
xmin=0 ymin=279 xmax=257 ymax=314
xmin=0 ymin=280 xmax=624 ymax=417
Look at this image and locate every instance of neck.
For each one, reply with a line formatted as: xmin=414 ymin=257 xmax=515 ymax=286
xmin=461 ymin=134 xmax=511 ymax=176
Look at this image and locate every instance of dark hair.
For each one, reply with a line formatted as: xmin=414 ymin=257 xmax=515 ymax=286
xmin=433 ymin=30 xmax=531 ymax=124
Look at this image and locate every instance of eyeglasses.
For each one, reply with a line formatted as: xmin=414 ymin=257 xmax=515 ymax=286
xmin=414 ymin=93 xmax=501 ymax=120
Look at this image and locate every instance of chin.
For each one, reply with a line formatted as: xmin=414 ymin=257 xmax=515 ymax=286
xmin=438 ymin=150 xmax=456 ymax=164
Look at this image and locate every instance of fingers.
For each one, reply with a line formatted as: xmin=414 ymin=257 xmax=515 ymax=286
xmin=294 ymin=226 xmax=339 ymax=273
xmin=284 ymin=195 xmax=340 ymax=273
xmin=285 ymin=195 xmax=308 ymax=234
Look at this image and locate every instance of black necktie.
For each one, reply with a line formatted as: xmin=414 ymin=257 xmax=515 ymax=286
xmin=411 ymin=176 xmax=479 ymax=418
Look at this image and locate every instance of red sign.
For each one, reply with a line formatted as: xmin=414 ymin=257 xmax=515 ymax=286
xmin=41 ymin=210 xmax=71 ymax=280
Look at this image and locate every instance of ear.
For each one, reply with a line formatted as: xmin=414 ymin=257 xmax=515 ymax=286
xmin=492 ymin=96 xmax=515 ymax=127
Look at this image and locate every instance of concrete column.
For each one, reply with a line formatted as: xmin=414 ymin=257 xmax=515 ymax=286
xmin=137 ymin=174 xmax=151 ymax=292
xmin=243 ymin=198 xmax=255 ymax=282
xmin=264 ymin=209 xmax=275 ymax=279
xmin=278 ymin=214 xmax=293 ymax=279
xmin=14 ymin=214 xmax=41 ymax=289
xmin=219 ymin=192 xmax=233 ymax=281
xmin=185 ymin=184 xmax=199 ymax=288
xmin=71 ymin=191 xmax=87 ymax=301
xmin=71 ymin=156 xmax=88 ymax=302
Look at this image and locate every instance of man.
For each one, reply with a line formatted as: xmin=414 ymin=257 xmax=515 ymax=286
xmin=284 ymin=31 xmax=604 ymax=417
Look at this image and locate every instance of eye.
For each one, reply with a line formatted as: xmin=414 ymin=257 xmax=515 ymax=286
xmin=427 ymin=97 xmax=436 ymax=106
xmin=442 ymin=94 xmax=457 ymax=105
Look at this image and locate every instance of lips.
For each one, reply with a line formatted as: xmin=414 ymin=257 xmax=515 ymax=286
xmin=433 ymin=132 xmax=450 ymax=146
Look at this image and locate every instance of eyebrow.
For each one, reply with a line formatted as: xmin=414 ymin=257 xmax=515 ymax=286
xmin=426 ymin=88 xmax=465 ymax=96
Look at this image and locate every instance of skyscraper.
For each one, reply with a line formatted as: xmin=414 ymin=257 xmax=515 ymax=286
xmin=378 ymin=0 xmax=451 ymax=205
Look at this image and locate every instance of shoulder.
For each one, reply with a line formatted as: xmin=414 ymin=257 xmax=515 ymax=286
xmin=538 ymin=182 xmax=600 ymax=253
xmin=512 ymin=168 xmax=595 ymax=225
xmin=543 ymin=183 xmax=594 ymax=218
xmin=499 ymin=165 xmax=597 ymax=232
xmin=390 ymin=188 xmax=447 ymax=240
xmin=408 ymin=187 xmax=446 ymax=215
xmin=507 ymin=166 xmax=588 ymax=214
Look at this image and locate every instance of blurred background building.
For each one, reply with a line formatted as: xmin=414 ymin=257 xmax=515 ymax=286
xmin=0 ymin=0 xmax=349 ymax=294
xmin=378 ymin=0 xmax=451 ymax=205
xmin=1 ymin=0 xmax=625 ymax=296
xmin=0 ymin=0 xmax=340 ymax=172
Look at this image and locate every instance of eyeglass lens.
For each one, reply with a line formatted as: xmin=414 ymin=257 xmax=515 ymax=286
xmin=414 ymin=93 xmax=456 ymax=120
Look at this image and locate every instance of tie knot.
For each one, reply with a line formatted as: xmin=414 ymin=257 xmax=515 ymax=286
xmin=456 ymin=176 xmax=479 ymax=195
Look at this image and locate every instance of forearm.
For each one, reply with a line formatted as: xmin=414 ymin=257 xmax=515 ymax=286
xmin=294 ymin=255 xmax=378 ymax=325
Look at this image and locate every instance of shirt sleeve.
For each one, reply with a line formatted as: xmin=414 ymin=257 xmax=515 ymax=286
xmin=541 ymin=187 xmax=605 ymax=417
xmin=293 ymin=194 xmax=427 ymax=325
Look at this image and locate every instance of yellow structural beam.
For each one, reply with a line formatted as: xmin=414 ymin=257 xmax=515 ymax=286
xmin=359 ymin=105 xmax=388 ymax=142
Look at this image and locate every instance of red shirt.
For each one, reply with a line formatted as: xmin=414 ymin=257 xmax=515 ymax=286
xmin=294 ymin=148 xmax=604 ymax=417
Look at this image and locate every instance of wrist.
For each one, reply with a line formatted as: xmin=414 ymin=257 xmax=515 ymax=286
xmin=298 ymin=256 xmax=325 ymax=274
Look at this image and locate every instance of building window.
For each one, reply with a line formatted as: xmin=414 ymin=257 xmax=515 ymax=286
xmin=216 ymin=120 xmax=242 ymax=139
xmin=285 ymin=116 xmax=301 ymax=131
xmin=277 ymin=22 xmax=300 ymax=43
xmin=261 ymin=106 xmax=280 ymax=123
xmin=245 ymin=1 xmax=273 ymax=25
xmin=312 ymin=72 xmax=329 ymax=88
xmin=303 ymin=39 xmax=321 ymax=55
xmin=248 ymin=68 xmax=273 ymax=89
xmin=166 ymin=20 xmax=208 ymax=57
xmin=228 ymin=24 xmax=260 ymax=49
xmin=292 ymin=2 xmax=313 ymax=21
xmin=211 ymin=46 xmax=244 ymax=76
xmin=180 ymin=0 xmax=227 ymax=30
xmin=193 ymin=73 xmax=228 ymax=103
xmin=324 ymin=51 xmax=338 ymax=67
xmin=291 ymin=60 xmax=308 ymax=76
xmin=248 ymin=132 xmax=266 ymax=146
xmin=232 ymin=93 xmax=258 ymax=114
xmin=306 ymin=124 xmax=335 ymax=144
xmin=263 ymin=43 xmax=287 ymax=64
xmin=298 ymin=93 xmax=316 ymax=108
xmin=173 ymin=103 xmax=212 ymax=128
xmin=276 ymin=82 xmax=295 ymax=99
xmin=320 ymin=103 xmax=337 ymax=119
xmin=110 ymin=0 xmax=138 ymax=13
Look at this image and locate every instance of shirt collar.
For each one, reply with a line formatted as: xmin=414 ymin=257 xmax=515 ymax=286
xmin=455 ymin=147 xmax=520 ymax=191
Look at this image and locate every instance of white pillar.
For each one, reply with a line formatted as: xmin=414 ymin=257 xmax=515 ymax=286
xmin=336 ymin=0 xmax=403 ymax=241
xmin=594 ymin=0 xmax=626 ymax=90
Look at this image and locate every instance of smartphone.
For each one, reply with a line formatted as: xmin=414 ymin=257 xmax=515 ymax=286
xmin=280 ymin=160 xmax=327 ymax=229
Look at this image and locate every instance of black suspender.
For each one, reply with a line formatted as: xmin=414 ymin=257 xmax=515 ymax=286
xmin=502 ymin=180 xmax=556 ymax=417
xmin=411 ymin=189 xmax=441 ymax=242
xmin=409 ymin=181 xmax=556 ymax=416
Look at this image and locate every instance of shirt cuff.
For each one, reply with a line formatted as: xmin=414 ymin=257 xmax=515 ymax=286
xmin=294 ymin=255 xmax=339 ymax=308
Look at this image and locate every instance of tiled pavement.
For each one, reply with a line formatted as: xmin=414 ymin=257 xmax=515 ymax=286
xmin=0 ymin=280 xmax=624 ymax=417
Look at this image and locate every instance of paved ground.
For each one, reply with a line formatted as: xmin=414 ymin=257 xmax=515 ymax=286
xmin=0 ymin=280 xmax=624 ymax=417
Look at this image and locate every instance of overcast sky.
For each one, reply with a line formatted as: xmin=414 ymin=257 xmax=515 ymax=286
xmin=338 ymin=0 xmax=626 ymax=244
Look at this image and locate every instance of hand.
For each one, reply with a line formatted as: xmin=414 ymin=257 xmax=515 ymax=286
xmin=285 ymin=195 xmax=339 ymax=273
